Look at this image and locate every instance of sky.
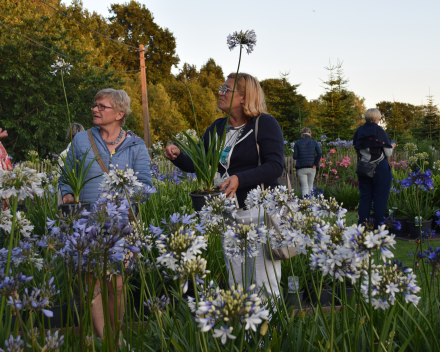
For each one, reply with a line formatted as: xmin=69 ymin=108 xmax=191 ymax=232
xmin=62 ymin=0 xmax=440 ymax=108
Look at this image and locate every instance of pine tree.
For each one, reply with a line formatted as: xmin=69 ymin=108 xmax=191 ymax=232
xmin=315 ymin=60 xmax=361 ymax=140
xmin=422 ymin=90 xmax=439 ymax=142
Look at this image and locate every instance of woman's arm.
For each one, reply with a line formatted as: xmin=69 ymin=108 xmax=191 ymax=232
xmin=234 ymin=115 xmax=284 ymax=189
xmin=293 ymin=141 xmax=298 ymax=160
xmin=134 ymin=144 xmax=153 ymax=188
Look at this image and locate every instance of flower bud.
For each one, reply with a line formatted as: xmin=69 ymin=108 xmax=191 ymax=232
xmin=260 ymin=321 xmax=268 ymax=336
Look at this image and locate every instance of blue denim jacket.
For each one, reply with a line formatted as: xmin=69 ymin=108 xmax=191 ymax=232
xmin=59 ymin=127 xmax=152 ymax=204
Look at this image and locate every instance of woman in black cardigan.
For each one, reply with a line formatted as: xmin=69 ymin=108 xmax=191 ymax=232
xmin=164 ymin=72 xmax=284 ymax=294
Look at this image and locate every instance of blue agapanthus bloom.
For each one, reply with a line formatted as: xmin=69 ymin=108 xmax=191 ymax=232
xmin=400 ymin=168 xmax=434 ymax=191
xmin=226 ymin=30 xmax=257 ymax=54
xmin=311 ymin=187 xmax=324 ymax=197
xmin=419 ymin=246 xmax=440 ymax=268
xmin=380 ymin=216 xmax=402 ymax=231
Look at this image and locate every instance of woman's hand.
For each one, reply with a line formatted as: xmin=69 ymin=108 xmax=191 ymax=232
xmin=312 ymin=165 xmax=317 ymax=169
xmin=63 ymin=194 xmax=74 ymax=204
xmin=164 ymin=144 xmax=181 ymax=161
xmin=0 ymin=128 xmax=8 ymax=139
xmin=220 ymin=175 xmax=239 ymax=198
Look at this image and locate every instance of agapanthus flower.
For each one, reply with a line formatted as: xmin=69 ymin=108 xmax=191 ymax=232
xmin=50 ymin=57 xmax=73 ymax=75
xmin=361 ymin=261 xmax=420 ymax=309
xmin=43 ymin=330 xmax=64 ymax=351
xmin=223 ymin=222 xmax=267 ymax=261
xmin=344 ymin=224 xmax=396 ymax=261
xmin=0 ymin=164 xmax=45 ymax=201
xmin=193 ymin=284 xmax=268 ymax=343
xmin=0 ymin=335 xmax=24 ymax=352
xmin=0 ymin=209 xmax=34 ymax=238
xmin=226 ymin=30 xmax=257 ymax=54
xmin=144 ymin=295 xmax=170 ymax=315
xmin=0 ymin=273 xmax=33 ymax=297
xmin=199 ymin=193 xmax=236 ymax=232
xmin=100 ymin=164 xmax=144 ymax=199
xmin=8 ymin=287 xmax=54 ymax=317
xmin=400 ymin=169 xmax=434 ymax=191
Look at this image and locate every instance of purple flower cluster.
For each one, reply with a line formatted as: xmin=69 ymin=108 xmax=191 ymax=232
xmin=380 ymin=216 xmax=402 ymax=231
xmin=327 ymin=138 xmax=354 ymax=149
xmin=400 ymin=169 xmax=434 ymax=191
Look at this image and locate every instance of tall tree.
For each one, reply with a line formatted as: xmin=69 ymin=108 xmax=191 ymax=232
xmin=422 ymin=91 xmax=440 ymax=142
xmin=260 ymin=73 xmax=309 ymax=141
xmin=376 ymin=101 xmax=420 ymax=139
xmin=315 ymin=61 xmax=362 ymax=140
xmin=199 ymin=58 xmax=225 ymax=96
xmin=108 ymin=1 xmax=180 ymax=83
xmin=0 ymin=0 xmax=119 ymax=160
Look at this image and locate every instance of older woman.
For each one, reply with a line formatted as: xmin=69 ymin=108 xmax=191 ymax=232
xmin=353 ymin=108 xmax=396 ymax=227
xmin=59 ymin=88 xmax=152 ymax=340
xmin=293 ymin=127 xmax=322 ymax=196
xmin=164 ymin=73 xmax=284 ymax=295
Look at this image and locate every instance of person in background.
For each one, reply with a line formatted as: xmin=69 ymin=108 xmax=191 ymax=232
xmin=0 ymin=127 xmax=12 ymax=210
xmin=353 ymin=108 xmax=396 ymax=227
xmin=60 ymin=123 xmax=84 ymax=159
xmin=292 ymin=127 xmax=322 ymax=196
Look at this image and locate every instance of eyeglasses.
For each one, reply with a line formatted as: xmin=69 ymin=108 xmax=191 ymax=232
xmin=90 ymin=103 xmax=114 ymax=111
xmin=218 ymin=86 xmax=234 ymax=95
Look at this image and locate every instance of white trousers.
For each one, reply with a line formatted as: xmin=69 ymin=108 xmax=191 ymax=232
xmin=223 ymin=209 xmax=281 ymax=296
xmin=297 ymin=168 xmax=316 ymax=196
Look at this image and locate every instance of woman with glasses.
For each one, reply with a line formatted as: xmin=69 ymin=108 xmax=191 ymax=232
xmin=164 ymin=73 xmax=285 ymax=296
xmin=59 ymin=88 xmax=152 ymax=342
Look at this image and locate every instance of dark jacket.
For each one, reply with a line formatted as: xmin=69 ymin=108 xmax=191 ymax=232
xmin=293 ymin=137 xmax=322 ymax=170
xmin=172 ymin=114 xmax=284 ymax=208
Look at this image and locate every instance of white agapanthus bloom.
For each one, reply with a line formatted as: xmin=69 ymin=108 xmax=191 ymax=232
xmin=0 ymin=164 xmax=45 ymax=201
xmin=100 ymin=164 xmax=143 ymax=199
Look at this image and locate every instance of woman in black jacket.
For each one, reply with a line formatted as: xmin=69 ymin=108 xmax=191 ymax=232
xmin=164 ymin=72 xmax=284 ymax=294
xmin=353 ymin=108 xmax=396 ymax=227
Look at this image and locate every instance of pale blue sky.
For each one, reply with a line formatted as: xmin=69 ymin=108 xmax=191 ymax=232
xmin=63 ymin=0 xmax=440 ymax=108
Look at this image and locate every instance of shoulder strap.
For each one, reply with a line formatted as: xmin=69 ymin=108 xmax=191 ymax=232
xmin=87 ymin=129 xmax=110 ymax=174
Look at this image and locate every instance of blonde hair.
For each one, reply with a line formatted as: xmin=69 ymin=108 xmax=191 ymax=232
xmin=94 ymin=89 xmax=131 ymax=126
xmin=227 ymin=73 xmax=266 ymax=119
xmin=301 ymin=127 xmax=312 ymax=139
xmin=365 ymin=108 xmax=381 ymax=123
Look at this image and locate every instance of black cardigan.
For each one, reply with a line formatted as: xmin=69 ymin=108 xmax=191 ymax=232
xmin=172 ymin=114 xmax=285 ymax=208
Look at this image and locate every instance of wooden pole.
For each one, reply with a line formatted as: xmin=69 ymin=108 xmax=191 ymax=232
xmin=139 ymin=44 xmax=151 ymax=148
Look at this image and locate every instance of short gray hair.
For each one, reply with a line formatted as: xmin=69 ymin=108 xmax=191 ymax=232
xmin=365 ymin=108 xmax=381 ymax=123
xmin=66 ymin=123 xmax=84 ymax=140
xmin=95 ymin=89 xmax=131 ymax=126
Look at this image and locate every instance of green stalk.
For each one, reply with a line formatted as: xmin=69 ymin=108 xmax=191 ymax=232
xmin=78 ymin=251 xmax=84 ymax=352
xmin=0 ymin=196 xmax=18 ymax=327
xmin=101 ymin=251 xmax=115 ymax=351
xmin=368 ymin=255 xmax=374 ymax=351
xmin=330 ymin=274 xmax=336 ymax=351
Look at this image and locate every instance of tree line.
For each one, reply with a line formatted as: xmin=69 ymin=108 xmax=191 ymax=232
xmin=0 ymin=0 xmax=438 ymax=160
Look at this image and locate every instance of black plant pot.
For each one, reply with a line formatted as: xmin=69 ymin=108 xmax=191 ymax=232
xmin=393 ymin=218 xmax=408 ymax=237
xmin=311 ymin=288 xmax=334 ymax=307
xmin=336 ymin=287 xmax=355 ymax=304
xmin=189 ymin=191 xmax=222 ymax=212
xmin=407 ymin=220 xmax=432 ymax=239
xmin=58 ymin=202 xmax=91 ymax=216
xmin=43 ymin=303 xmax=69 ymax=328
xmin=431 ymin=214 xmax=439 ymax=230
xmin=285 ymin=291 xmax=304 ymax=309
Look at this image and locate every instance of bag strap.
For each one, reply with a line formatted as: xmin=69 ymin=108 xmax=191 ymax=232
xmin=87 ymin=129 xmax=110 ymax=174
xmin=254 ymin=116 xmax=292 ymax=192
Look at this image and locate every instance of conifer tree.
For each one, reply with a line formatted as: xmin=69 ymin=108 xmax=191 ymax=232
xmin=315 ymin=61 xmax=361 ymax=140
